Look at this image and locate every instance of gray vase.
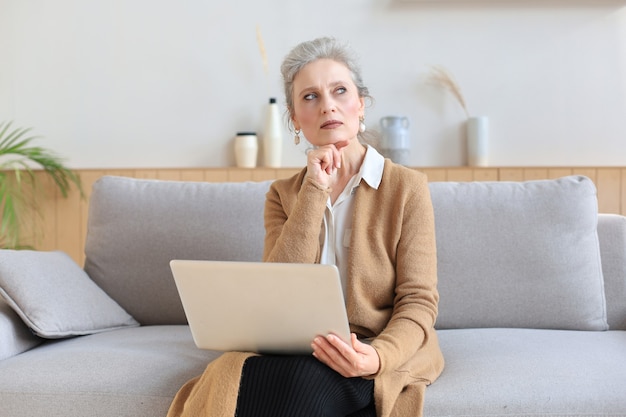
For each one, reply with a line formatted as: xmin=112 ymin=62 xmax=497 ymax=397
xmin=380 ymin=116 xmax=410 ymax=165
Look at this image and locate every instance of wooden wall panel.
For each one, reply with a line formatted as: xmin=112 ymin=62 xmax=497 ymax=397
xmin=38 ymin=174 xmax=58 ymax=252
xmin=9 ymin=166 xmax=625 ymax=266
xmin=420 ymin=168 xmax=447 ymax=182
xmin=596 ymin=169 xmax=622 ymax=215
xmin=622 ymin=170 xmax=626 ymax=216
xmin=499 ymin=168 xmax=525 ymax=182
xmin=180 ymin=170 xmax=206 ymax=182
xmin=55 ymin=182 xmax=82 ymax=262
xmin=445 ymin=168 xmax=475 ymax=182
xmin=205 ymin=169 xmax=229 ymax=182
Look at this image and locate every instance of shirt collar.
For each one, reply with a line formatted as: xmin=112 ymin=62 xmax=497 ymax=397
xmin=357 ymin=144 xmax=384 ymax=190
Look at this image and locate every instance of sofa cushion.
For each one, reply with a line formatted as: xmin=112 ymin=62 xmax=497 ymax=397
xmin=425 ymin=328 xmax=626 ymax=416
xmin=0 ymin=250 xmax=139 ymax=338
xmin=84 ymin=176 xmax=271 ymax=325
xmin=0 ymin=325 xmax=219 ymax=417
xmin=0 ymin=298 xmax=42 ymax=360
xmin=429 ymin=175 xmax=608 ymax=331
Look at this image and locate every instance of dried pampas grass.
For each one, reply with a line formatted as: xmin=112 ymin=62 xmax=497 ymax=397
xmin=427 ymin=65 xmax=469 ymax=118
xmin=256 ymin=25 xmax=268 ymax=76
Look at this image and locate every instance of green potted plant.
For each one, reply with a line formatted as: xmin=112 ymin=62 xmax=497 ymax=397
xmin=0 ymin=120 xmax=83 ymax=249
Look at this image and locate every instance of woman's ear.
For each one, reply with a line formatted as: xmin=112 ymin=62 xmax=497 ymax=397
xmin=291 ymin=114 xmax=300 ymax=131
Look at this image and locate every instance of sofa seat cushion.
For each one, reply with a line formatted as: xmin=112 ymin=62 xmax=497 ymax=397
xmin=0 ymin=325 xmax=218 ymax=417
xmin=425 ymin=328 xmax=626 ymax=416
xmin=430 ymin=175 xmax=608 ymax=331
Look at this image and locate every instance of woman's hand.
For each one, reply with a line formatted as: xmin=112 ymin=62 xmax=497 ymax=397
xmin=311 ymin=333 xmax=380 ymax=378
xmin=306 ymin=141 xmax=349 ymax=188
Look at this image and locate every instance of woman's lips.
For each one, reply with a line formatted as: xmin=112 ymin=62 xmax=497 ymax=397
xmin=320 ymin=120 xmax=342 ymax=129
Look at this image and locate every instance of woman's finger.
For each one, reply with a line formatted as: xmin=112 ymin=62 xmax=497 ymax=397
xmin=312 ymin=335 xmax=361 ymax=377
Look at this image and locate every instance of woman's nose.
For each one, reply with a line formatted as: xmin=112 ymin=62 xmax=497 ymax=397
xmin=320 ymin=96 xmax=336 ymax=114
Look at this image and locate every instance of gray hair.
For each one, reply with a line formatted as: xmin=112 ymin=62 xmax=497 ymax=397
xmin=280 ymin=37 xmax=372 ymax=118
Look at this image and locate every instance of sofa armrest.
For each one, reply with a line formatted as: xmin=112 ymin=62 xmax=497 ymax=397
xmin=0 ymin=298 xmax=42 ymax=360
xmin=597 ymin=213 xmax=626 ymax=330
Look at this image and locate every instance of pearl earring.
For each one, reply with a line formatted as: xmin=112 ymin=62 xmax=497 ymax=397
xmin=294 ymin=129 xmax=301 ymax=145
xmin=359 ymin=117 xmax=366 ymax=133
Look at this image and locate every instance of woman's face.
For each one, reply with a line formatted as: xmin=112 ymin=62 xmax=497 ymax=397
xmin=291 ymin=59 xmax=365 ymax=148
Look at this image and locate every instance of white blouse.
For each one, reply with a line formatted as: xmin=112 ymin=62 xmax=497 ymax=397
xmin=319 ymin=145 xmax=385 ymax=295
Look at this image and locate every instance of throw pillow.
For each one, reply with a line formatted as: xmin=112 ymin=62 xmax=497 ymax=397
xmin=0 ymin=298 xmax=42 ymax=360
xmin=0 ymin=250 xmax=139 ymax=338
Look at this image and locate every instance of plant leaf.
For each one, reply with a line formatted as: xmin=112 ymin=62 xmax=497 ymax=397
xmin=0 ymin=120 xmax=84 ymax=248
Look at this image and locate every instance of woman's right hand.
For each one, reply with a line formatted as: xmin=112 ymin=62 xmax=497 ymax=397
xmin=312 ymin=333 xmax=380 ymax=378
xmin=306 ymin=141 xmax=348 ymax=188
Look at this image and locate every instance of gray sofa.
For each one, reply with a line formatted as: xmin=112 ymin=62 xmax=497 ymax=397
xmin=0 ymin=174 xmax=625 ymax=417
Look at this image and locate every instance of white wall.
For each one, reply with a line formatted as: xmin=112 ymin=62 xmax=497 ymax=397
xmin=1 ymin=0 xmax=625 ymax=168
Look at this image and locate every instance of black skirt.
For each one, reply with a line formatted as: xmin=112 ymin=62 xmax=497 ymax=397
xmin=235 ymin=355 xmax=375 ymax=417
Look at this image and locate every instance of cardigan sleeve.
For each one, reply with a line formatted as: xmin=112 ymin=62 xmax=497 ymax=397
xmin=263 ymin=173 xmax=330 ymax=263
xmin=369 ymin=171 xmax=439 ymax=377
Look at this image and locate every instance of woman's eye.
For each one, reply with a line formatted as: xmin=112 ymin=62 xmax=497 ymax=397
xmin=336 ymin=87 xmax=347 ymax=94
xmin=303 ymin=93 xmax=317 ymax=100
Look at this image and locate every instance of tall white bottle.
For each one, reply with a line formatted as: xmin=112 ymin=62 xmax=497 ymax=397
xmin=263 ymin=97 xmax=283 ymax=168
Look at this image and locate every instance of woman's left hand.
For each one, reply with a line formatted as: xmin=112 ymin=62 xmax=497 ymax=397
xmin=311 ymin=333 xmax=380 ymax=378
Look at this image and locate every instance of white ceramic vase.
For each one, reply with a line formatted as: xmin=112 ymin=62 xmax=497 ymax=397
xmin=467 ymin=116 xmax=489 ymax=167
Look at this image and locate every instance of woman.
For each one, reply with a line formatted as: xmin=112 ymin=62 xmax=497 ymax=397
xmin=167 ymin=37 xmax=444 ymax=417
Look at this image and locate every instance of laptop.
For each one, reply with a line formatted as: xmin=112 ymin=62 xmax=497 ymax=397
xmin=170 ymin=259 xmax=351 ymax=354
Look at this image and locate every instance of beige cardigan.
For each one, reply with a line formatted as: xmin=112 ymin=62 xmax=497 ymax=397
xmin=168 ymin=161 xmax=444 ymax=417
